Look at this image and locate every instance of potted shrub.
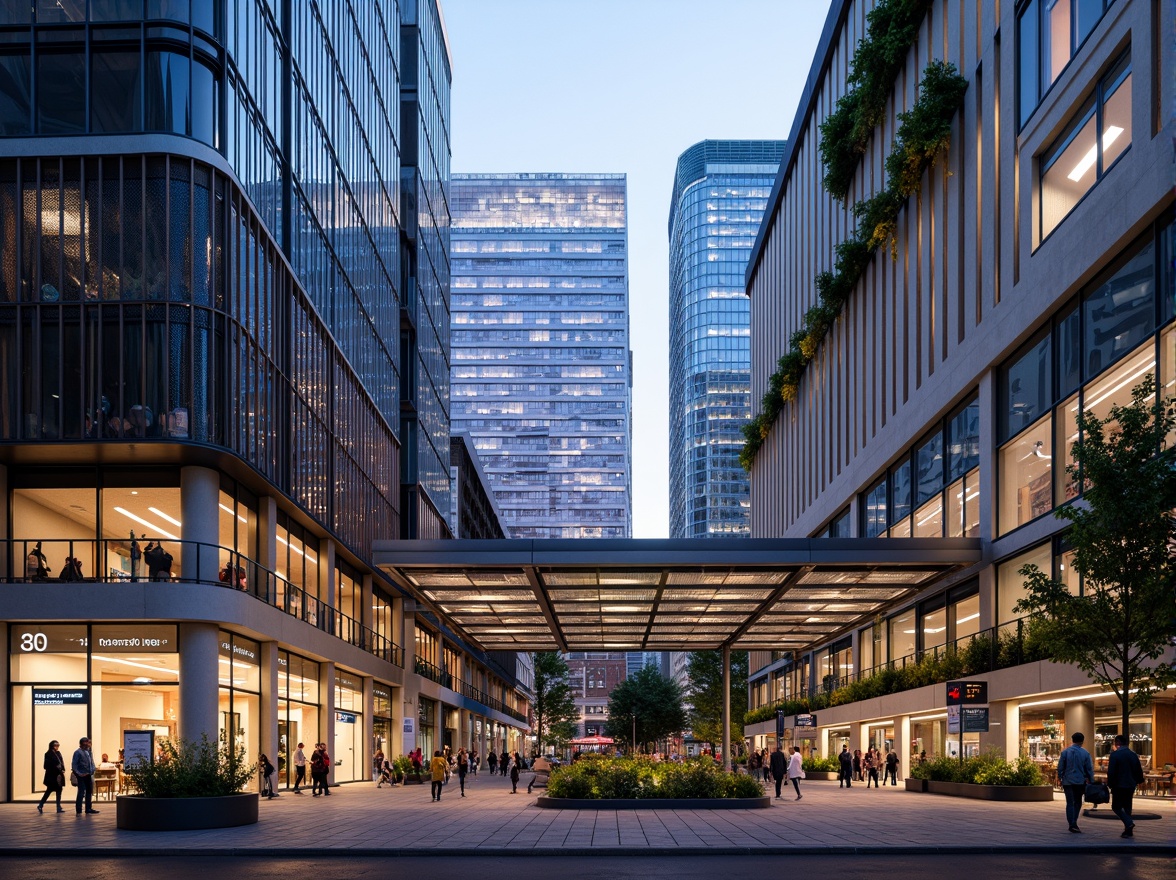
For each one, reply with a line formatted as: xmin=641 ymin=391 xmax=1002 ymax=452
xmin=908 ymin=752 xmax=1052 ymax=801
xmin=800 ymin=754 xmax=840 ymax=781
xmin=391 ymin=755 xmax=413 ymax=784
xmin=538 ymin=755 xmax=769 ymax=809
xmin=117 ymin=735 xmax=258 ymax=830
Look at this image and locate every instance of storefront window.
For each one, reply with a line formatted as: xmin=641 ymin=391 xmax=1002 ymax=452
xmin=10 ymin=623 xmax=178 ymax=799
xmin=1021 ymin=710 xmax=1066 ymax=769
xmin=418 ymin=696 xmax=436 ymax=760
xmin=102 ymin=484 xmax=182 ymax=581
xmin=218 ymin=632 xmax=259 ymax=787
xmin=277 ymin=651 xmax=319 ymax=789
xmin=1093 ymin=714 xmax=1152 ymax=766
xmin=911 ymin=718 xmax=945 ymax=763
xmin=373 ymin=682 xmax=393 ymax=773
xmin=334 ymin=671 xmax=363 ymax=783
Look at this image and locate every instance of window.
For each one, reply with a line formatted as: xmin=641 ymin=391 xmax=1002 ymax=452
xmin=91 ymin=48 xmax=142 ymax=133
xmin=1018 ymin=0 xmax=1118 ymax=128
xmin=863 ymin=477 xmax=887 ymax=538
xmin=999 ymin=414 xmax=1054 ymax=533
xmin=997 ymin=543 xmax=1051 ymax=624
xmin=37 ymin=49 xmax=85 ymax=134
xmin=1041 ymin=51 xmax=1131 ymax=239
xmin=0 ymin=50 xmax=32 ymax=135
xmin=1000 ymin=331 xmax=1052 ymax=443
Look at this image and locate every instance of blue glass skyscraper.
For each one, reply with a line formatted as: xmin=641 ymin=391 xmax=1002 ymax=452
xmin=668 ymin=141 xmax=784 ymax=538
xmin=449 ymin=173 xmax=632 ymax=539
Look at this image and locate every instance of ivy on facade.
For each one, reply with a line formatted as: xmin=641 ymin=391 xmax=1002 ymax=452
xmin=740 ymin=56 xmax=968 ymax=472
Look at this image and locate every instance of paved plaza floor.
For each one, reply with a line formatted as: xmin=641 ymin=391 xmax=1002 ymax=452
xmin=1 ymin=771 xmax=1171 ymax=856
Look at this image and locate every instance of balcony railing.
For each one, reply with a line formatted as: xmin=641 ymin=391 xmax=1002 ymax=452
xmin=745 ymin=616 xmax=1050 ymax=724
xmin=9 ymin=538 xmax=403 ymax=668
xmin=414 ymin=657 xmax=528 ymax=723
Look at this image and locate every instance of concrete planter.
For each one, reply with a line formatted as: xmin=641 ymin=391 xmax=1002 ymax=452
xmin=116 ymin=793 xmax=259 ymax=830
xmin=924 ymin=780 xmax=1054 ymax=802
xmin=536 ymin=795 xmax=771 ymax=810
xmin=803 ymin=771 xmax=839 ymax=781
xmin=905 ymin=777 xmax=928 ymax=792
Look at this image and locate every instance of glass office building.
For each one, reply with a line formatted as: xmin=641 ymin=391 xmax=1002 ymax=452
xmin=667 ymin=140 xmax=783 ymax=538
xmin=450 ymin=173 xmax=633 ymax=538
xmin=0 ymin=1 xmax=532 ymax=802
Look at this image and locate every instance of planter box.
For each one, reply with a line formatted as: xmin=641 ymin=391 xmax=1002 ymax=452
xmin=905 ymin=778 xmax=928 ymax=792
xmin=403 ymin=775 xmax=424 ymax=785
xmin=536 ymin=795 xmax=771 ymax=810
xmin=803 ymin=771 xmax=839 ymax=781
xmin=116 ymin=793 xmax=259 ymax=831
xmin=925 ymin=780 xmax=1054 ymax=802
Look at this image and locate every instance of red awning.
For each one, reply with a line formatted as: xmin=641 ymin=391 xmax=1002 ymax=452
xmin=570 ymin=736 xmax=614 ymax=745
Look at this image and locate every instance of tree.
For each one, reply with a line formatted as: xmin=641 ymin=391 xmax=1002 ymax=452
xmin=1016 ymin=375 xmax=1176 ymax=739
xmin=531 ymin=652 xmax=579 ymax=755
xmin=684 ymin=651 xmax=748 ymax=751
xmin=604 ymin=664 xmax=687 ymax=751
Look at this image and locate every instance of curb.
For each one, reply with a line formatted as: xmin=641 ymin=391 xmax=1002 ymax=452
xmin=1 ymin=844 xmax=1173 ymax=858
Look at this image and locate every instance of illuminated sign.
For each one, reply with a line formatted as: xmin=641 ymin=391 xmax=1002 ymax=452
xmin=336 ymin=712 xmax=357 ymax=724
xmin=961 ymin=707 xmax=990 ymax=733
xmin=794 ymin=713 xmax=818 ymax=728
xmin=946 ymin=680 xmax=987 ymax=705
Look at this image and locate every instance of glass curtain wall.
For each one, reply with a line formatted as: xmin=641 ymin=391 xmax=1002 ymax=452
xmin=277 ymin=651 xmax=319 ymax=789
xmin=217 ymin=631 xmax=260 ymax=790
xmin=333 ymin=671 xmax=363 ymax=783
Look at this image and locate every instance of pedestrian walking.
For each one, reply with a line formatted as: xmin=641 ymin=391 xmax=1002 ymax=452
xmin=500 ymin=749 xmax=509 ymax=776
xmin=372 ymin=748 xmax=385 ymax=783
xmin=1106 ymin=734 xmax=1145 ymax=838
xmin=884 ymin=749 xmax=899 ymax=786
xmin=430 ymin=750 xmax=447 ymax=801
xmin=853 ymin=748 xmax=862 ymax=782
xmin=865 ymin=749 xmax=879 ymax=788
xmin=260 ymin=753 xmax=278 ymax=798
xmin=838 ymin=745 xmax=853 ymax=788
xmin=769 ymin=744 xmax=787 ymax=799
xmin=311 ymin=742 xmax=332 ymax=796
xmin=37 ymin=740 xmax=66 ymax=813
xmin=470 ymin=750 xmax=479 ymax=776
xmin=509 ymin=755 xmax=521 ymax=793
xmin=487 ymin=750 xmax=498 ymax=775
xmin=292 ymin=742 xmax=307 ymax=793
xmin=1056 ymin=732 xmax=1093 ymax=833
xmin=72 ymin=736 xmax=98 ymax=814
xmin=787 ymin=747 xmax=804 ymax=800
xmin=456 ymin=748 xmax=469 ymax=797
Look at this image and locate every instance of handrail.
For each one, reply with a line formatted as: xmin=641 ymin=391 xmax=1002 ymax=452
xmin=413 ymin=657 xmax=527 ymax=722
xmin=8 ymin=538 xmax=403 ymax=668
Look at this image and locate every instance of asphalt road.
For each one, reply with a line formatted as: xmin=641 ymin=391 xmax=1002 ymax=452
xmin=1 ymin=853 xmax=1172 ymax=880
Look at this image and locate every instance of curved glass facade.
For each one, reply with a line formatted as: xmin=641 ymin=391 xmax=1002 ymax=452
xmin=667 ymin=140 xmax=783 ymax=538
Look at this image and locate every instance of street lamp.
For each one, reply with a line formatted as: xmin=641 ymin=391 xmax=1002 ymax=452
xmin=631 ymin=713 xmax=637 ymax=755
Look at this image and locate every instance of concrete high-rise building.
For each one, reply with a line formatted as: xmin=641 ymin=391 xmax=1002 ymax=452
xmin=0 ymin=0 xmax=533 ymax=802
xmin=449 ymin=173 xmax=633 ymax=538
xmin=668 ymin=141 xmax=784 ymax=538
xmin=742 ymin=0 xmax=1174 ymax=765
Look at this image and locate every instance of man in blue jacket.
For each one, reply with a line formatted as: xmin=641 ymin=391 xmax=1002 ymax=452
xmin=1056 ymin=731 xmax=1094 ymax=833
xmin=71 ymin=736 xmax=99 ymax=815
xmin=1106 ymin=734 xmax=1145 ymax=838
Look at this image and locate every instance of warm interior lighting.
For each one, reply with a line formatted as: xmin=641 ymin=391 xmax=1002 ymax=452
xmin=92 ymin=654 xmax=179 ymax=677
xmin=1067 ymin=126 xmax=1123 ymax=181
xmin=148 ymin=507 xmax=182 ymax=527
xmin=113 ymin=507 xmax=179 ymax=541
xmin=219 ymin=503 xmax=248 ymax=524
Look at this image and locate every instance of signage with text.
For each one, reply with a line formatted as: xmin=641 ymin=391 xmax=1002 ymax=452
xmin=33 ymin=687 xmax=89 ymax=705
xmin=947 ymin=705 xmax=960 ymax=734
xmin=123 ymin=730 xmax=155 ymax=767
xmin=961 ymin=707 xmax=990 ymax=733
xmin=402 ymin=716 xmax=416 ymax=755
xmin=794 ymin=713 xmax=818 ymax=728
xmin=335 ymin=711 xmax=357 ymax=724
xmin=946 ymin=680 xmax=988 ymax=705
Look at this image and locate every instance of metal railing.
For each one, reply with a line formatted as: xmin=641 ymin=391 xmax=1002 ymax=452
xmin=414 ymin=657 xmax=528 ymax=722
xmin=9 ymin=538 xmax=403 ymax=668
xmin=748 ymin=616 xmax=1048 ymax=722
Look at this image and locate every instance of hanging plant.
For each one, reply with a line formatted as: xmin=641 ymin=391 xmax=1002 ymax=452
xmin=742 ymin=60 xmax=968 ymax=471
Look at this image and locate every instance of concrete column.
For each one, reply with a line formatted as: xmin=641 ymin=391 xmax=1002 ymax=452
xmin=180 ymin=466 xmax=220 ymax=583
xmin=850 ymin=721 xmax=864 ymax=756
xmin=977 ymin=369 xmax=997 ymax=545
xmin=321 ymin=662 xmax=336 ymax=785
xmin=259 ymin=641 xmax=279 ymax=780
xmin=849 ymin=628 xmax=861 ymax=681
xmin=0 ymin=624 xmax=8 ymax=799
xmin=1064 ymin=700 xmax=1095 ymax=752
xmin=256 ymin=496 xmax=278 ymax=573
xmin=179 ymin=622 xmax=220 ymax=743
xmin=721 ymin=644 xmax=731 ymax=770
xmin=363 ymin=676 xmax=375 ymax=781
xmin=896 ymin=715 xmax=911 ymax=776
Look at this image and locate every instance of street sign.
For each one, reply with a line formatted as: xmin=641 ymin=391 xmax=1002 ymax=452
xmin=776 ymin=709 xmax=785 ymax=743
xmin=795 ymin=713 xmax=817 ymax=728
xmin=947 ymin=705 xmax=961 ymax=734
xmin=961 ymin=707 xmax=990 ymax=733
xmin=946 ymin=680 xmax=988 ymax=705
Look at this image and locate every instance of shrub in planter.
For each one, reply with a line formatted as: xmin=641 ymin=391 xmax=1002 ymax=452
xmin=910 ymin=751 xmax=1044 ymax=786
xmin=546 ymin=756 xmax=763 ymax=800
xmin=802 ymin=755 xmax=839 ymax=773
xmin=391 ymin=756 xmax=413 ymax=782
xmin=122 ymin=735 xmax=255 ymax=798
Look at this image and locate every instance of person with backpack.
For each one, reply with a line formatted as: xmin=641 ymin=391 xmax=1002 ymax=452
xmin=259 ymin=753 xmax=278 ymax=799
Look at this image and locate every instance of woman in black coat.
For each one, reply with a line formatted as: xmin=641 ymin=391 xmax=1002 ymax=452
xmin=38 ymin=740 xmax=66 ymax=813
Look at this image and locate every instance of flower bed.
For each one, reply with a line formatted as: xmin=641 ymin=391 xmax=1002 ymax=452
xmin=544 ymin=755 xmax=765 ymax=801
xmin=906 ymin=752 xmax=1052 ymax=801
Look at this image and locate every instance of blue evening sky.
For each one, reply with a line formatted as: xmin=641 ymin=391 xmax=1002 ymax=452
xmin=442 ymin=0 xmax=831 ymax=537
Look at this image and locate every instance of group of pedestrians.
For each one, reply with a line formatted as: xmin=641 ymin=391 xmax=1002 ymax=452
xmin=35 ymin=737 xmax=101 ymax=815
xmin=766 ymin=745 xmax=805 ymax=800
xmin=837 ymin=745 xmax=898 ymax=787
xmin=1057 ymin=731 xmax=1143 ymax=838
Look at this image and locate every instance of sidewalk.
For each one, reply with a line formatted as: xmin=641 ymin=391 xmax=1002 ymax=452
xmin=1 ymin=771 xmax=1170 ymax=856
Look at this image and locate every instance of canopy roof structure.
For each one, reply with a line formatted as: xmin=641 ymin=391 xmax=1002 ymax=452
xmin=373 ymin=538 xmax=982 ymax=653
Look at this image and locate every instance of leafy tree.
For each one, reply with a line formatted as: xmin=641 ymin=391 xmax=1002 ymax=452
xmin=684 ymin=651 xmax=748 ymax=751
xmin=1016 ymin=376 xmax=1176 ymax=738
xmin=604 ymin=664 xmax=687 ymax=752
xmin=531 ymin=652 xmax=579 ymax=754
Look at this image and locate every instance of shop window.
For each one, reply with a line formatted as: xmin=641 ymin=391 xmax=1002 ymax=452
xmin=997 ymin=543 xmax=1052 ymax=624
xmin=999 ymin=415 xmax=1053 ymax=534
xmin=1041 ymin=51 xmax=1131 ymax=240
xmin=1022 ymin=709 xmax=1066 ymax=768
xmin=1018 ymin=0 xmax=1117 ymax=129
xmin=218 ymin=632 xmax=259 ymax=775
